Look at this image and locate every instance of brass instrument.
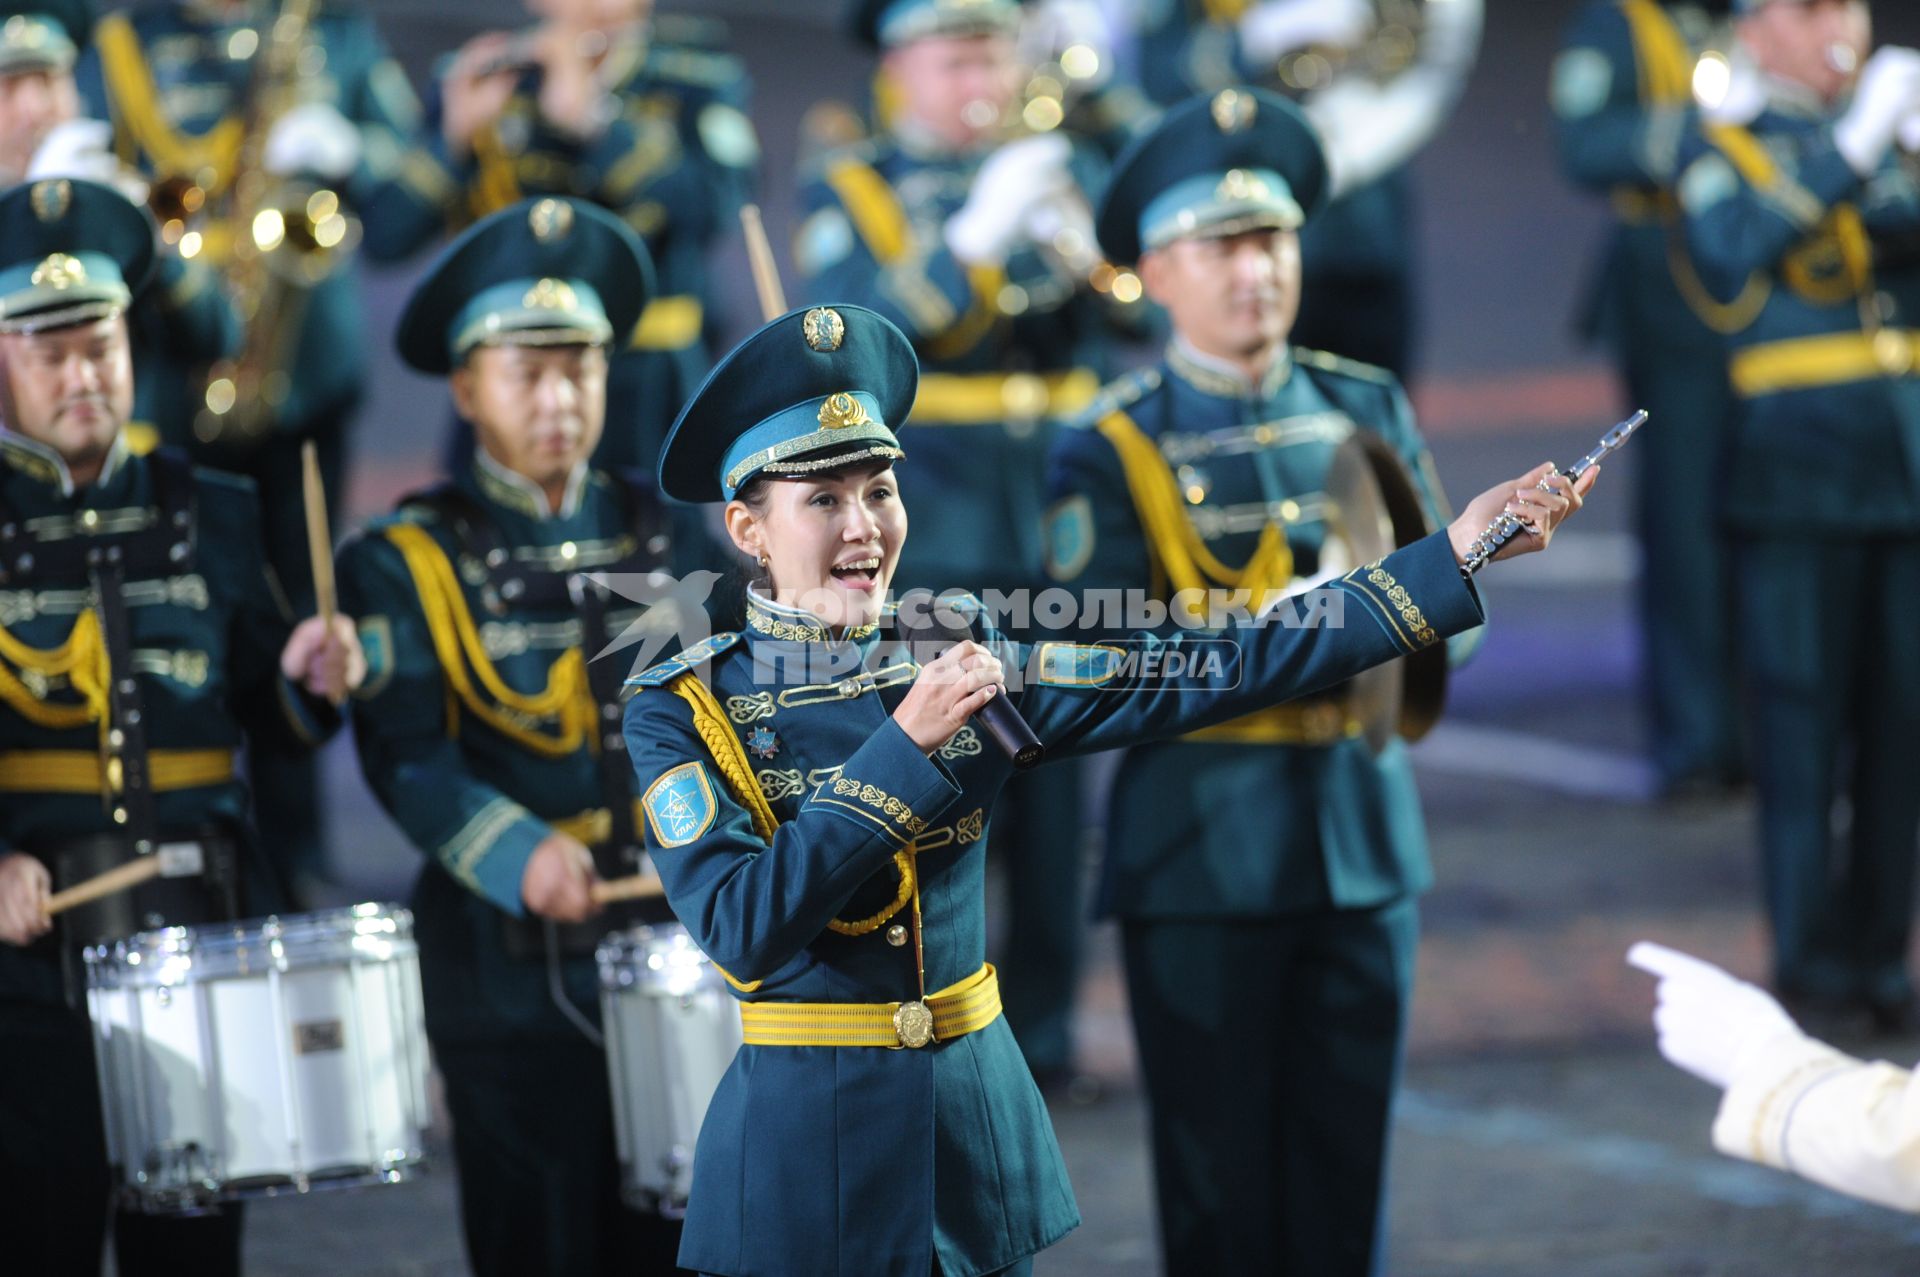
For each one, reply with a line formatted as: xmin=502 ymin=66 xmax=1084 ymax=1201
xmin=1273 ymin=0 xmax=1426 ymax=94
xmin=183 ymin=0 xmax=360 ymax=445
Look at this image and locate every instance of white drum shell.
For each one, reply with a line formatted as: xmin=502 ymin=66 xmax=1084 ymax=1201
xmin=85 ymin=903 xmax=432 ymax=1212
xmin=598 ymin=925 xmax=743 ymax=1215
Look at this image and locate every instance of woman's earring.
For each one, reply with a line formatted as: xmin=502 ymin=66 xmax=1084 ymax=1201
xmin=757 ymin=554 xmax=769 ymax=568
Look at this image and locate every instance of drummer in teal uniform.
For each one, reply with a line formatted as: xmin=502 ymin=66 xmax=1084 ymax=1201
xmin=1046 ymin=86 xmax=1480 ymax=1275
xmin=361 ymin=0 xmax=760 ymax=478
xmin=796 ymin=0 xmax=1123 ymax=1087
xmin=622 ymin=302 xmax=1590 ymax=1276
xmin=336 ymin=195 xmax=691 ymax=1275
xmin=1552 ymin=0 xmax=1746 ymax=798
xmin=0 ymin=179 xmax=359 ymax=1276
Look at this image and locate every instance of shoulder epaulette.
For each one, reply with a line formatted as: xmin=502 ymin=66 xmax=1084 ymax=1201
xmin=626 ymin=632 xmax=743 ymax=689
xmin=1294 ymin=347 xmax=1397 ymax=387
xmin=1069 ymin=366 xmax=1162 ymax=429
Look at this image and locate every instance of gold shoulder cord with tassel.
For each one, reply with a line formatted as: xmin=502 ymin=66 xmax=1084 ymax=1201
xmin=383 ymin=523 xmax=598 ymax=756
xmin=662 ymin=669 xmax=918 ymax=949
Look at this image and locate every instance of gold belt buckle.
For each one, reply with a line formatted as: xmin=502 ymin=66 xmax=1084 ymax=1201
xmin=1873 ymin=329 xmax=1914 ymax=378
xmin=891 ymin=999 xmax=935 ymax=1049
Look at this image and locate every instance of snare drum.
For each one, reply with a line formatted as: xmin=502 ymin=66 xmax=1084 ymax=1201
xmin=84 ymin=903 xmax=432 ymax=1214
xmin=598 ymin=924 xmax=743 ymax=1216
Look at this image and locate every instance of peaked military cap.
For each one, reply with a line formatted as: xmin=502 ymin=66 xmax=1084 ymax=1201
xmin=1095 ymin=87 xmax=1329 ymax=268
xmin=0 ymin=178 xmax=154 ymax=335
xmin=847 ymin=0 xmax=1020 ymax=49
xmin=658 ymin=304 xmax=916 ymax=503
xmin=395 ymin=196 xmax=654 ymax=375
xmin=0 ymin=1 xmax=90 ymax=74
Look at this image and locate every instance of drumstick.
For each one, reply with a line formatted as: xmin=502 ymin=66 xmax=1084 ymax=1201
xmin=300 ymin=440 xmax=344 ymax=706
xmin=740 ymin=204 xmax=787 ymax=322
xmin=45 ymin=857 xmax=162 ymax=916
xmin=590 ymin=872 xmax=667 ymax=905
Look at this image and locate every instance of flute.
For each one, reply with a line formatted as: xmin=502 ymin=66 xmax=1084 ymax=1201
xmin=1459 ymin=409 xmax=1648 ymax=575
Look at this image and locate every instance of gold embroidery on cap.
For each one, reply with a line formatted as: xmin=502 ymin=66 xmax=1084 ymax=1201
xmin=528 ymin=198 xmax=573 ymax=242
xmin=817 ymin=392 xmax=871 ymax=430
xmin=1211 ymin=89 xmax=1255 ymax=134
xmin=1215 ymin=169 xmax=1270 ymax=202
xmin=31 ymin=253 xmax=87 ymax=290
xmin=802 ymin=307 xmax=845 ymax=352
xmin=522 ymin=278 xmax=579 ymax=312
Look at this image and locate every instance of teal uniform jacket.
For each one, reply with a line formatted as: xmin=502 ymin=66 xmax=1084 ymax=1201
xmin=0 ymin=432 xmax=334 ymax=1006
xmin=621 ymin=534 xmax=1484 ymax=1277
xmin=1045 ymin=344 xmax=1478 ymax=918
xmin=364 ymin=32 xmax=759 ymax=473
xmin=1675 ymin=102 xmax=1920 ymax=532
xmin=76 ymin=0 xmax=438 ymax=440
xmin=335 ymin=458 xmax=689 ymax=1049
xmin=793 ymin=134 xmax=1113 ymax=593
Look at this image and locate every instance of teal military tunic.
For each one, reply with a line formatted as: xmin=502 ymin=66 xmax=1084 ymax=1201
xmin=337 ymin=455 xmax=690 ymax=1272
xmin=1674 ymin=87 xmax=1920 ymax=1007
xmin=1553 ymin=0 xmax=1746 ymax=793
xmin=622 ymin=530 xmax=1485 ymax=1277
xmin=0 ymin=430 xmax=335 ymax=1276
xmin=1044 ymin=341 xmax=1476 ymax=1273
xmin=365 ymin=27 xmax=759 ymax=476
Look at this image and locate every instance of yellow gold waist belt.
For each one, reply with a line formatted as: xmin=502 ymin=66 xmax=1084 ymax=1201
xmin=738 ymin=962 xmax=1002 ymax=1049
xmin=1610 ymin=185 xmax=1675 ymax=224
xmin=909 ymin=369 xmax=1100 ymax=425
xmin=0 ymin=748 xmax=236 ymax=794
xmin=548 ymin=800 xmax=646 ymax=846
xmin=630 ymin=295 xmax=703 ymax=352
xmin=1182 ymin=698 xmax=1361 ymax=747
xmin=1729 ymin=329 xmax=1920 ymax=398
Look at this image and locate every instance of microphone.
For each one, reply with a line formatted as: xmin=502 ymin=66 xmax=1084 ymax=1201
xmin=894 ymin=590 xmax=1045 ymax=770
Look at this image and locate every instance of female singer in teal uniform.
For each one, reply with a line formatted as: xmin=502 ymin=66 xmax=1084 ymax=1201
xmin=622 ymin=303 xmax=1595 ymax=1277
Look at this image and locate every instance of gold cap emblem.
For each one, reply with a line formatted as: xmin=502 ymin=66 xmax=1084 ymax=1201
xmin=30 ymin=179 xmax=70 ymax=223
xmin=31 ymin=253 xmax=87 ymax=290
xmin=1215 ymin=169 xmax=1270 ymax=203
xmin=528 ymin=198 xmax=573 ymax=243
xmin=522 ymin=278 xmax=579 ymax=312
xmin=1211 ymin=89 xmax=1256 ymax=134
xmin=817 ymin=391 xmax=871 ymax=430
xmin=802 ymin=307 xmax=845 ymax=352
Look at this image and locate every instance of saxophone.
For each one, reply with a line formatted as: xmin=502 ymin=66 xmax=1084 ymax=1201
xmin=192 ymin=0 xmax=360 ymax=446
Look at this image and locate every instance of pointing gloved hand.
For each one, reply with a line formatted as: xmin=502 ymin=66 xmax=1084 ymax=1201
xmin=28 ymin=118 xmax=148 ymax=203
xmin=1628 ymin=940 xmax=1804 ymax=1089
xmin=1237 ymin=0 xmax=1373 ymax=66
xmin=945 ymin=133 xmax=1078 ymax=267
xmin=264 ymin=101 xmax=363 ymax=181
xmin=1834 ymin=46 xmax=1920 ymax=175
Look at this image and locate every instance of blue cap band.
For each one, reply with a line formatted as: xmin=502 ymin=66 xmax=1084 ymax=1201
xmin=0 ymin=250 xmax=130 ymax=323
xmin=719 ymin=389 xmax=901 ymax=498
xmin=447 ymin=275 xmax=614 ymax=360
xmin=1138 ymin=167 xmax=1302 ymax=253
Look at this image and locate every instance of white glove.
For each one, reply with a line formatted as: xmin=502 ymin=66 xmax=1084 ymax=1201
xmin=1024 ymin=186 xmax=1097 ymax=272
xmin=264 ymin=101 xmax=362 ymax=181
xmin=945 ymin=133 xmax=1077 ymax=267
xmin=27 ymin=118 xmax=148 ymax=203
xmin=1628 ymin=941 xmax=1804 ymax=1090
xmin=1834 ymin=46 xmax=1920 ymax=176
xmin=1237 ymin=0 xmax=1373 ymax=66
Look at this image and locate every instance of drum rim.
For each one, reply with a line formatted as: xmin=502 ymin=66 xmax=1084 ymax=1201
xmin=83 ymin=901 xmax=418 ymax=986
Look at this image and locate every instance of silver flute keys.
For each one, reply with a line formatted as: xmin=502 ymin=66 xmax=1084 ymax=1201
xmin=1460 ymin=409 xmax=1648 ymax=576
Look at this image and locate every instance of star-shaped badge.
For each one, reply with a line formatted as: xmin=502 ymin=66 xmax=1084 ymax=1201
xmin=746 ymin=724 xmax=780 ymax=760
